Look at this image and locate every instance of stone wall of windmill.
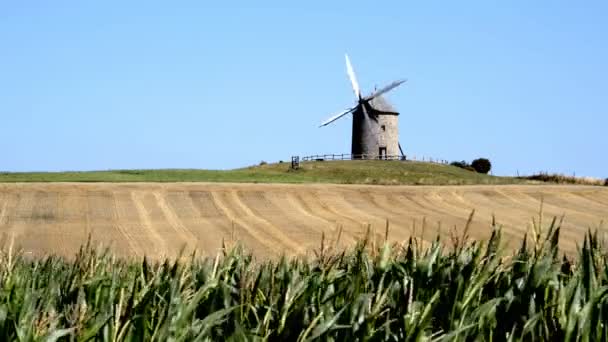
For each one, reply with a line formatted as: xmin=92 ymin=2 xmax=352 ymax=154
xmin=378 ymin=114 xmax=399 ymax=156
xmin=352 ymin=96 xmax=400 ymax=159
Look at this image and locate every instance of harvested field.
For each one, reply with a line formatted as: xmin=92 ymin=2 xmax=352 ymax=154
xmin=0 ymin=183 xmax=606 ymax=259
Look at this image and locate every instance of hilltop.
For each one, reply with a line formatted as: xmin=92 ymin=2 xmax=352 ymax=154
xmin=0 ymin=160 xmax=528 ymax=185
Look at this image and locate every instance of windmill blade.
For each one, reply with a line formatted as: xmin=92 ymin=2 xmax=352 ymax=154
xmin=319 ymin=106 xmax=356 ymax=127
xmin=345 ymin=54 xmax=361 ymax=99
xmin=365 ymin=79 xmax=407 ymax=101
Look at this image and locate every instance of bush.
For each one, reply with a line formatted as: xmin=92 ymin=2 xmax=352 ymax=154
xmin=605 ymin=178 xmax=608 ymax=186
xmin=450 ymin=161 xmax=476 ymax=172
xmin=450 ymin=161 xmax=470 ymax=169
xmin=259 ymin=161 xmax=267 ymax=166
xmin=471 ymin=158 xmax=492 ymax=174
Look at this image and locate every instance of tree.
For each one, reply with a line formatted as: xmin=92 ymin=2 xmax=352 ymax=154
xmin=471 ymin=158 xmax=492 ymax=174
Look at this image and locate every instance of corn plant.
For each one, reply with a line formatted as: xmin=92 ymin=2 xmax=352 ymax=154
xmin=0 ymin=216 xmax=606 ymax=341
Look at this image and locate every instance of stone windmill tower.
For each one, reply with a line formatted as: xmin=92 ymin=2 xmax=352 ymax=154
xmin=320 ymin=54 xmax=406 ymax=159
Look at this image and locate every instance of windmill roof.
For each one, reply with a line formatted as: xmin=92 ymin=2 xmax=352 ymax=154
xmin=369 ymin=95 xmax=398 ymax=114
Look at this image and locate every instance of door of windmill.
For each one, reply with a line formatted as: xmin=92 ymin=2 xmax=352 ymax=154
xmin=379 ymin=147 xmax=387 ymax=160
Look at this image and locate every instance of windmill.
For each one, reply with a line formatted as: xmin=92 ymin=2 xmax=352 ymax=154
xmin=320 ymin=54 xmax=406 ymax=159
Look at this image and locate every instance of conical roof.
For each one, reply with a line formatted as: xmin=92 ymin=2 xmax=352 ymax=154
xmin=368 ymin=95 xmax=398 ymax=114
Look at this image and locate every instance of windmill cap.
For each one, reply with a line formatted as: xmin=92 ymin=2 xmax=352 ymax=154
xmin=369 ymin=95 xmax=398 ymax=114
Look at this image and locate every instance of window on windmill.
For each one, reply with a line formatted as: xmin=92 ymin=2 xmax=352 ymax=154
xmin=381 ymin=125 xmax=386 ymax=132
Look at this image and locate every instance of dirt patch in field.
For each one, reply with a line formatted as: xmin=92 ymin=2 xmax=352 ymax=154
xmin=0 ymin=183 xmax=606 ymax=259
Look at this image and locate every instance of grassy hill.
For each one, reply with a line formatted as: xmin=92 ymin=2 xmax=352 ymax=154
xmin=0 ymin=160 xmax=527 ymax=185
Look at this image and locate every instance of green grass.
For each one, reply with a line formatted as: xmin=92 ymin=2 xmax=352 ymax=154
xmin=0 ymin=161 xmax=527 ymax=185
xmin=0 ymin=217 xmax=607 ymax=340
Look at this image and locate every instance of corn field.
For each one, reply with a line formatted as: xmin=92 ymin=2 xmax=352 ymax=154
xmin=0 ymin=217 xmax=607 ymax=341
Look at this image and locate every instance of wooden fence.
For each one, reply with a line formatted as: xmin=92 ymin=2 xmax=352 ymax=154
xmin=299 ymin=154 xmax=449 ymax=164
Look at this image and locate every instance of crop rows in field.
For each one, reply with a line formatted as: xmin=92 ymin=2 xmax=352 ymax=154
xmin=0 ymin=183 xmax=606 ymax=258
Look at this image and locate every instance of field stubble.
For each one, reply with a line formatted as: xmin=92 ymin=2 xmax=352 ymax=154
xmin=0 ymin=182 xmax=606 ymax=259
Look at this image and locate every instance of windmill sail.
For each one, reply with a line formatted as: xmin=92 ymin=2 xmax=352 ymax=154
xmin=365 ymin=79 xmax=407 ymax=101
xmin=345 ymin=54 xmax=361 ymax=99
xmin=319 ymin=107 xmax=356 ymax=127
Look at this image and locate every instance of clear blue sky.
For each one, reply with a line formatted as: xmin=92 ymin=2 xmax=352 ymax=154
xmin=1 ymin=1 xmax=607 ymax=177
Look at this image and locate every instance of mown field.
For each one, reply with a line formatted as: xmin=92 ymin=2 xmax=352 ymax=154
xmin=0 ymin=183 xmax=607 ymax=259
xmin=0 ymin=220 xmax=607 ymax=340
xmin=0 ymin=161 xmax=527 ymax=185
